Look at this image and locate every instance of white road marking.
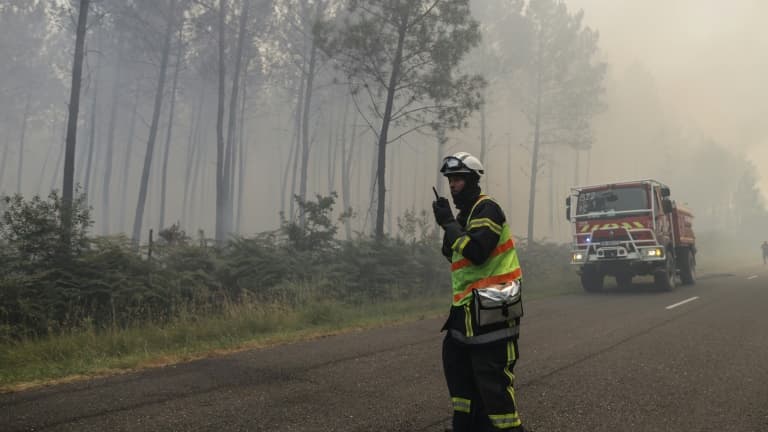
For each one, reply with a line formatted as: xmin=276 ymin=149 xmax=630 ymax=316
xmin=747 ymin=275 xmax=758 ymax=280
xmin=665 ymin=296 xmax=700 ymax=310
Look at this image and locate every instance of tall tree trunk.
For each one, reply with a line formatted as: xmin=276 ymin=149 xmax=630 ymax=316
xmin=340 ymin=96 xmax=353 ymax=240
xmin=235 ymin=61 xmax=249 ymax=233
xmin=51 ymin=112 xmax=67 ymax=192
xmin=327 ymin=105 xmax=337 ymax=194
xmin=183 ymin=83 xmax=204 ymax=227
xmin=84 ymin=48 xmax=100 ymax=201
xmin=102 ymin=34 xmax=124 ymax=235
xmin=159 ymin=26 xmax=184 ymax=231
xmin=548 ymin=152 xmax=555 ymax=238
xmin=435 ymin=128 xmax=447 ymax=240
xmin=286 ymin=74 xmax=305 ymax=220
xmin=367 ymin=137 xmax=377 ymax=233
xmin=189 ymin=116 xmax=206 ymax=231
xmin=17 ymin=95 xmax=31 ymax=195
xmin=224 ymin=0 xmax=250 ymax=235
xmin=374 ymin=23 xmax=406 ymax=241
xmin=0 ymin=127 xmax=9 ymax=192
xmin=526 ymin=64 xmax=542 ymax=245
xmin=120 ymin=79 xmax=141 ymax=233
xmin=214 ymin=0 xmax=227 ymax=243
xmin=51 ymin=133 xmax=65 ymax=192
xmin=38 ymin=119 xmax=59 ymax=194
xmin=385 ymin=142 xmax=393 ymax=235
xmin=131 ymin=0 xmax=176 ymax=246
xmin=585 ymin=147 xmax=592 ymax=184
xmin=62 ymin=0 xmax=90 ymax=238
xmin=507 ymin=134 xmax=513 ymax=216
xmin=298 ymin=7 xmax=320 ymax=229
xmin=479 ymin=97 xmax=487 ymax=188
xmin=435 ymin=128 xmax=447 ymax=197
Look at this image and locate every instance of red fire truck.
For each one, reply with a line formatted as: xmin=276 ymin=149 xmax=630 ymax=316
xmin=566 ymin=179 xmax=696 ymax=291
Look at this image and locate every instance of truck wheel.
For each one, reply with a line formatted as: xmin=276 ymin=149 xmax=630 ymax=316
xmin=616 ymin=273 xmax=633 ymax=289
xmin=678 ymin=248 xmax=696 ymax=285
xmin=581 ymin=267 xmax=604 ymax=292
xmin=654 ymin=253 xmax=677 ymax=291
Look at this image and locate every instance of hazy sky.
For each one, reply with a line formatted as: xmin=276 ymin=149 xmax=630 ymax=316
xmin=569 ymin=0 xmax=768 ymax=196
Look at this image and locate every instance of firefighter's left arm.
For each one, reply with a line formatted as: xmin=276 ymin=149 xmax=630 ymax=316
xmin=442 ymin=201 xmax=505 ymax=265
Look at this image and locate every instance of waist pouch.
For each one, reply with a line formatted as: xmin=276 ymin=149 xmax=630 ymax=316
xmin=472 ymin=280 xmax=523 ymax=327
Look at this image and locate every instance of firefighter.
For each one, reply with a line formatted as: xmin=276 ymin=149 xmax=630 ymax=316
xmin=432 ymin=152 xmax=527 ymax=432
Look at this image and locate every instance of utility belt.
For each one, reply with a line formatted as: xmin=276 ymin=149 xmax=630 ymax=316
xmin=449 ymin=280 xmax=523 ymax=345
xmin=473 ymin=280 xmax=523 ymax=326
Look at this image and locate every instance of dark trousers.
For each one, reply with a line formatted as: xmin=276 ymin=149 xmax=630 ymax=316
xmin=442 ymin=334 xmax=524 ymax=431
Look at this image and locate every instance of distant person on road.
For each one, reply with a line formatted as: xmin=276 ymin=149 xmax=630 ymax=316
xmin=762 ymin=241 xmax=768 ymax=264
xmin=433 ymin=152 xmax=527 ymax=432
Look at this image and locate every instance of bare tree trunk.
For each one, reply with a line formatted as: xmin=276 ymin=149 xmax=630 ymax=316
xmin=131 ymin=0 xmax=176 ymax=246
xmin=507 ymin=134 xmax=512 ymax=215
xmin=287 ymin=74 xmax=305 ymax=220
xmin=120 ymin=79 xmax=141 ymax=233
xmin=235 ymin=62 xmax=249 ymax=233
xmin=183 ymin=83 xmax=204 ymax=227
xmin=0 ymin=127 xmax=9 ymax=192
xmin=51 ymin=112 xmax=67 ymax=192
xmin=526 ymin=66 xmax=542 ymax=245
xmin=102 ymin=34 xmax=124 ymax=235
xmin=224 ymin=0 xmax=250 ymax=236
xmin=159 ymin=26 xmax=184 ymax=231
xmin=17 ymin=96 xmax=31 ymax=195
xmin=298 ymin=6 xmax=320 ymax=229
xmin=84 ymin=48 xmax=100 ymax=202
xmin=366 ymin=138 xmax=377 ymax=234
xmin=327 ymin=105 xmax=337 ymax=194
xmin=548 ymin=152 xmax=554 ymax=239
xmin=62 ymin=0 xmax=90 ymax=238
xmin=38 ymin=119 xmax=59 ymax=195
xmin=585 ymin=147 xmax=592 ymax=184
xmin=479 ymin=98 xmax=487 ymax=188
xmin=386 ymin=143 xmax=393 ymax=235
xmin=374 ymin=23 xmax=406 ymax=241
xmin=189 ymin=116 xmax=206 ymax=230
xmin=340 ymin=96 xmax=353 ymax=240
xmin=214 ymin=0 xmax=228 ymax=243
xmin=435 ymin=128 xmax=447 ymax=240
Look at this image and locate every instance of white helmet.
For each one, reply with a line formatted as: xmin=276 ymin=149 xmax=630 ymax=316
xmin=440 ymin=151 xmax=484 ymax=177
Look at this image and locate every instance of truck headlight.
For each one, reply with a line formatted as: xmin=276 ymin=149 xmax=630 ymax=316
xmin=645 ymin=248 xmax=664 ymax=257
xmin=572 ymin=252 xmax=585 ymax=262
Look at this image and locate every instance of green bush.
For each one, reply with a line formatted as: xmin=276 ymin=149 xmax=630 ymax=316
xmin=0 ymin=192 xmax=574 ymax=340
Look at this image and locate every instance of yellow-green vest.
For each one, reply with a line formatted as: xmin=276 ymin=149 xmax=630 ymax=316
xmin=450 ymin=196 xmax=523 ymax=306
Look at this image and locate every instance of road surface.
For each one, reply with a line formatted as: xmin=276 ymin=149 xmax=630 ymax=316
xmin=3 ymin=265 xmax=768 ymax=431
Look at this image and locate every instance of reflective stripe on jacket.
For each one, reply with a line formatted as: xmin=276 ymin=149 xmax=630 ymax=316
xmin=450 ymin=195 xmax=523 ymax=306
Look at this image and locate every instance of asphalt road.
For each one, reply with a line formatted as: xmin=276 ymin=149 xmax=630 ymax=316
xmin=3 ymin=265 xmax=768 ymax=432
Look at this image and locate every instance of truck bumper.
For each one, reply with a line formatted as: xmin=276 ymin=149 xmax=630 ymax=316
xmin=571 ymin=245 xmax=667 ymax=275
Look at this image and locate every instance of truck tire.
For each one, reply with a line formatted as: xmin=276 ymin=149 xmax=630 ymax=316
xmin=581 ymin=266 xmax=604 ymax=292
xmin=678 ymin=248 xmax=696 ymax=285
xmin=654 ymin=252 xmax=676 ymax=291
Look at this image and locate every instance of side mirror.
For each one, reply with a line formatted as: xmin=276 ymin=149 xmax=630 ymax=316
xmin=662 ymin=198 xmax=673 ymax=213
xmin=565 ymin=197 xmax=571 ymax=221
xmin=661 ymin=186 xmax=671 ymax=198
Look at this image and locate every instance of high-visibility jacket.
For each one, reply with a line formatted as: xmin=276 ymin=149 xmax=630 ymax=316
xmin=450 ymin=195 xmax=522 ymax=307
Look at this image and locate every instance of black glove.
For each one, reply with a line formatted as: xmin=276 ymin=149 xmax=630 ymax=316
xmin=432 ymin=197 xmax=455 ymax=226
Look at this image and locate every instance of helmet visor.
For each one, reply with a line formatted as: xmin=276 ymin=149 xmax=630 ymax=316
xmin=440 ymin=156 xmax=465 ymax=173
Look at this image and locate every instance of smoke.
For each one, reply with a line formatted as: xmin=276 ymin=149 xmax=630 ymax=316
xmin=569 ymin=0 xmax=768 ymax=196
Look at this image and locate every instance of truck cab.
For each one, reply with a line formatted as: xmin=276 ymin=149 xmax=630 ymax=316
xmin=566 ymin=179 xmax=696 ymax=291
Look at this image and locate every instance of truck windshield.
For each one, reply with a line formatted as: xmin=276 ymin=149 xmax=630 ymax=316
xmin=576 ymin=187 xmax=648 ymax=216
